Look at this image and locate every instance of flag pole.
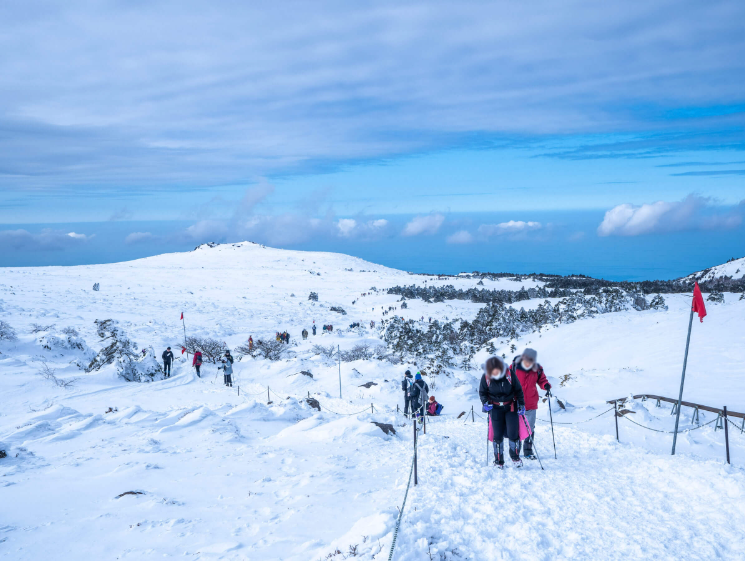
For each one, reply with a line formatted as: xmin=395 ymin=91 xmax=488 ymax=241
xmin=671 ymin=306 xmax=695 ymax=455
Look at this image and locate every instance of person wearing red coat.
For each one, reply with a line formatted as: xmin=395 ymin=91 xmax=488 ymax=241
xmin=192 ymin=351 xmax=203 ymax=378
xmin=509 ymin=348 xmax=551 ymax=459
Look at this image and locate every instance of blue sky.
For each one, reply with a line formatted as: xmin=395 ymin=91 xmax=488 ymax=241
xmin=1 ymin=1 xmax=744 ymax=276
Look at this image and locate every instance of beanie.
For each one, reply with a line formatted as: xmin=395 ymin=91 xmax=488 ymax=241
xmin=415 ymin=372 xmax=422 ymax=380
xmin=522 ymin=348 xmax=537 ymax=361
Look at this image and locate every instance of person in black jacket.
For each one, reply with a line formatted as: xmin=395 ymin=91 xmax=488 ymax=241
xmin=162 ymin=347 xmax=174 ymax=378
xmin=408 ymin=372 xmax=429 ymax=420
xmin=479 ymin=356 xmax=526 ymax=467
xmin=401 ymin=370 xmax=414 ymax=418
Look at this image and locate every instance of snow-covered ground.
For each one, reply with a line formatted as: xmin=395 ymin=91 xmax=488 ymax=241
xmin=1 ymin=242 xmax=744 ymax=560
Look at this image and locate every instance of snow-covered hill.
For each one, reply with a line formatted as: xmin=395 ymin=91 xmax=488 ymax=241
xmin=2 ymin=243 xmax=745 ymax=560
xmin=684 ymin=255 xmax=745 ymax=282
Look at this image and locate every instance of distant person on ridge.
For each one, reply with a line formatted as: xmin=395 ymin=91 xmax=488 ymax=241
xmin=312 ymin=324 xmax=317 ymax=336
xmin=509 ymin=348 xmax=550 ymax=460
xmin=221 ymin=356 xmax=233 ymax=387
xmin=162 ymin=347 xmax=174 ymax=378
xmin=192 ymin=350 xmax=203 ymax=378
xmin=480 ymin=356 xmax=526 ymax=468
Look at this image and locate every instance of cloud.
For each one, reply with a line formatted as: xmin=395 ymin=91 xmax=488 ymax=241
xmin=670 ymin=170 xmax=745 ymax=177
xmin=336 ymin=218 xmax=388 ymax=238
xmin=597 ymin=195 xmax=744 ymax=236
xmin=124 ymin=232 xmax=155 ymax=245
xmin=0 ymin=229 xmax=91 ymax=251
xmin=478 ymin=221 xmax=542 ymax=236
xmin=3 ymin=1 xmax=744 ymax=192
xmin=403 ymin=214 xmax=445 ymax=236
xmin=446 ymin=230 xmax=474 ymax=244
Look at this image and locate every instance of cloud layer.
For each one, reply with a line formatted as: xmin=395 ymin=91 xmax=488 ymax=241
xmin=2 ymin=0 xmax=744 ymax=191
xmin=403 ymin=214 xmax=445 ymax=236
xmin=0 ymin=229 xmax=92 ymax=251
xmin=598 ymin=195 xmax=744 ymax=236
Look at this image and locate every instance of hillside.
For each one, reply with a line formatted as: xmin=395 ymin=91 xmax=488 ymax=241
xmin=2 ymin=243 xmax=745 ymax=560
xmin=684 ymin=255 xmax=745 ymax=283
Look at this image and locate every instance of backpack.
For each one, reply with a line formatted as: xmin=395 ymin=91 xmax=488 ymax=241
xmin=427 ymin=401 xmax=437 ymax=415
xmin=195 ymin=353 xmax=203 ymax=366
xmin=416 ymin=381 xmax=429 ymax=410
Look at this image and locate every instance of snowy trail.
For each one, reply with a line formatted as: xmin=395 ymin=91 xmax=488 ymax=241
xmin=371 ymin=417 xmax=745 ymax=561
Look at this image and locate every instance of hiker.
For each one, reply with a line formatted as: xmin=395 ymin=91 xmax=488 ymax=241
xmin=312 ymin=324 xmax=317 ymax=336
xmin=480 ymin=356 xmax=526 ymax=468
xmin=224 ymin=350 xmax=234 ymax=364
xmin=192 ymin=351 xmax=203 ymax=378
xmin=276 ymin=332 xmax=281 ymax=342
xmin=408 ymin=372 xmax=429 ymax=420
xmin=162 ymin=347 xmax=174 ymax=378
xmin=427 ymin=395 xmax=443 ymax=416
xmin=285 ymin=332 xmax=290 ymax=345
xmin=401 ymin=370 xmax=414 ymax=417
xmin=302 ymin=329 xmax=308 ymax=340
xmin=248 ymin=336 xmax=253 ymax=351
xmin=510 ymin=348 xmax=550 ymax=460
xmin=221 ymin=356 xmax=233 ymax=387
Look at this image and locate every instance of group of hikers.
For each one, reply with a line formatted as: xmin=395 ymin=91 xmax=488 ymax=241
xmin=401 ymin=347 xmax=550 ymax=468
xmin=276 ymin=331 xmax=291 ymax=344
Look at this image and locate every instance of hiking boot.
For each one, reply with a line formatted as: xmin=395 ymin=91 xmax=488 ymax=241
xmin=512 ymin=457 xmax=523 ymax=468
xmin=494 ymin=453 xmax=505 ymax=468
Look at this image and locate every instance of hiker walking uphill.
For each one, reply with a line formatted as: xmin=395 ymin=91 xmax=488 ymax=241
xmin=408 ymin=372 xmax=429 ymax=420
xmin=221 ymin=351 xmax=234 ymax=387
xmin=162 ymin=347 xmax=174 ymax=378
xmin=192 ymin=351 xmax=203 ymax=378
xmin=401 ymin=370 xmax=414 ymax=417
xmin=510 ymin=348 xmax=550 ymax=460
xmin=480 ymin=356 xmax=526 ymax=468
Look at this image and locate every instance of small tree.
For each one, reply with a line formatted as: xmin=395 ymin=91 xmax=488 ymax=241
xmin=308 ymin=291 xmax=319 ymax=301
xmin=0 ymin=321 xmax=17 ymax=341
xmin=184 ymin=336 xmax=227 ymax=363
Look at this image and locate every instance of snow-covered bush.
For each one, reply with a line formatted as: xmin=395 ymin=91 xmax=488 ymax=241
xmin=707 ymin=291 xmax=724 ymax=304
xmin=61 ymin=326 xmax=79 ymax=337
xmin=92 ymin=283 xmax=100 ymax=291
xmin=30 ymin=323 xmax=55 ymax=333
xmin=330 ymin=306 xmax=347 ymax=315
xmin=0 ymin=321 xmax=18 ymax=341
xmin=184 ymin=336 xmax=227 ymax=363
xmin=253 ymin=339 xmax=287 ymax=361
xmin=308 ymin=291 xmax=318 ymax=301
xmin=400 ymin=301 xmax=408 ymax=309
xmin=118 ymin=347 xmax=164 ymax=383
xmin=740 ymin=292 xmax=745 ymax=301
xmin=649 ymin=294 xmax=668 ymax=310
xmin=632 ymin=295 xmax=649 ymax=311
xmin=86 ymin=319 xmax=138 ymax=372
xmin=312 ymin=344 xmax=337 ymax=359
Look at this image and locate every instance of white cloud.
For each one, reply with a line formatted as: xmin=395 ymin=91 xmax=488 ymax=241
xmin=478 ymin=221 xmax=542 ymax=236
xmin=0 ymin=229 xmax=91 ymax=251
xmin=336 ymin=219 xmax=357 ymax=237
xmin=597 ymin=195 xmax=744 ymax=236
xmin=124 ymin=232 xmax=154 ymax=245
xmin=403 ymin=214 xmax=445 ymax=236
xmin=446 ymin=230 xmax=474 ymax=244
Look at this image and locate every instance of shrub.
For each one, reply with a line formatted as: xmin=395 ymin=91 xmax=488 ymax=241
xmin=0 ymin=321 xmax=17 ymax=341
xmin=184 ymin=336 xmax=228 ymax=363
xmin=308 ymin=291 xmax=319 ymax=301
xmin=86 ymin=319 xmax=138 ymax=372
xmin=707 ymin=291 xmax=725 ymax=304
xmin=330 ymin=306 xmax=347 ymax=315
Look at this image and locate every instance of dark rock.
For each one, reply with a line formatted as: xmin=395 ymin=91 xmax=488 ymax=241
xmin=372 ymin=422 xmax=396 ymax=435
xmin=457 ymin=411 xmax=466 ymax=419
xmin=0 ymin=450 xmax=6 ymax=459
xmin=116 ymin=491 xmax=145 ymax=499
xmin=305 ymin=397 xmax=321 ymax=411
xmin=299 ymin=370 xmax=313 ymax=378
xmin=359 ymin=381 xmax=378 ymax=388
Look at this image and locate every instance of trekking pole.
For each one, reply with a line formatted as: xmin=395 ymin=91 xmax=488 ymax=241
xmin=520 ymin=414 xmax=544 ymax=470
xmin=546 ymin=390 xmax=557 ymax=459
xmin=486 ymin=410 xmax=490 ymax=467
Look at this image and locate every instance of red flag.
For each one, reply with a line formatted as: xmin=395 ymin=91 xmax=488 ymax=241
xmin=692 ymin=282 xmax=707 ymax=322
xmin=181 ymin=346 xmax=186 ymax=354
xmin=180 ymin=312 xmax=184 ymax=320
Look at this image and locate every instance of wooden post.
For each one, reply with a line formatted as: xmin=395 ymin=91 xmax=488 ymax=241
xmin=413 ymin=418 xmax=418 ymax=486
xmin=338 ymin=345 xmax=342 ymax=399
xmin=238 ymin=386 xmax=240 ymax=396
xmin=724 ymin=406 xmax=731 ymax=465
xmin=614 ymin=400 xmax=619 ymax=442
xmin=371 ymin=403 xmax=374 ymax=414
xmin=471 ymin=405 xmax=475 ymax=423
xmin=423 ymin=411 xmax=426 ymax=434
xmin=267 ymin=386 xmax=270 ymax=404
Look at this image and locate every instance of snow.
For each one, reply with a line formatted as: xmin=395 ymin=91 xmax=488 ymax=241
xmin=1 ymin=242 xmax=745 ymax=560
xmin=684 ymin=255 xmax=745 ymax=282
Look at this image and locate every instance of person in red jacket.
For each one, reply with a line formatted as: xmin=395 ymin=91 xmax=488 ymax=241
xmin=192 ymin=351 xmax=203 ymax=378
xmin=509 ymin=348 xmax=551 ymax=460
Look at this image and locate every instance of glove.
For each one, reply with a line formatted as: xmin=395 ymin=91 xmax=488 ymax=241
xmin=544 ymin=382 xmax=552 ymax=392
xmin=517 ymin=405 xmax=526 ymax=416
xmin=482 ymin=403 xmax=493 ymax=413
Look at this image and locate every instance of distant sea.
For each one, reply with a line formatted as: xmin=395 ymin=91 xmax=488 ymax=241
xmin=2 ymin=211 xmax=744 ymax=281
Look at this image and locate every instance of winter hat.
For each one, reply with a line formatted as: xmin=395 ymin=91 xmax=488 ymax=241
xmin=522 ymin=348 xmax=537 ymax=362
xmin=415 ymin=372 xmax=422 ymax=380
xmin=429 ymin=395 xmax=435 ymax=402
xmin=405 ymin=370 xmax=411 ymax=376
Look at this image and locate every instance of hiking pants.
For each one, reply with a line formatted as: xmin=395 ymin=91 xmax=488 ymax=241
xmin=404 ymin=396 xmax=412 ymax=417
xmin=490 ymin=408 xmax=520 ymax=460
xmin=224 ymin=373 xmax=233 ymax=387
xmin=520 ymin=409 xmax=537 ymax=455
xmin=163 ymin=361 xmax=171 ymax=377
xmin=195 ymin=364 xmax=201 ymax=378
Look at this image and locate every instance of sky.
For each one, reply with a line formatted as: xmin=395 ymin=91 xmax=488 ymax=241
xmin=1 ymin=1 xmax=744 ymax=278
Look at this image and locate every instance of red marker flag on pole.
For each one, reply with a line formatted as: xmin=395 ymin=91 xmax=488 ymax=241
xmin=181 ymin=346 xmax=186 ymax=355
xmin=692 ymin=282 xmax=707 ymax=322
xmin=180 ymin=312 xmax=184 ymax=320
